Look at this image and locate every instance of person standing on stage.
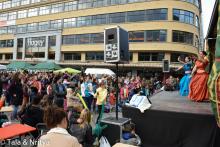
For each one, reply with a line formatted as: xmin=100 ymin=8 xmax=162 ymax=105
xmin=176 ymin=56 xmax=192 ymax=96
xmin=188 ymin=51 xmax=209 ymax=102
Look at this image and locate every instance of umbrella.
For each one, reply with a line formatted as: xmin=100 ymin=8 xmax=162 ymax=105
xmin=32 ymin=62 xmax=61 ymax=70
xmin=6 ymin=61 xmax=33 ymax=70
xmin=85 ymin=68 xmax=115 ymax=76
xmin=54 ymin=68 xmax=81 ymax=74
xmin=0 ymin=64 xmax=6 ymax=70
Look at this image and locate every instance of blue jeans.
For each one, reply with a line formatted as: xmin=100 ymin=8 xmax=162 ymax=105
xmin=83 ymin=95 xmax=93 ymax=110
xmin=11 ymin=105 xmax=19 ymax=120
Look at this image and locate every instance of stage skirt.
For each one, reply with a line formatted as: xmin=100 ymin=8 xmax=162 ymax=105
xmin=188 ymin=72 xmax=209 ymax=102
xmin=179 ymin=74 xmax=191 ymax=96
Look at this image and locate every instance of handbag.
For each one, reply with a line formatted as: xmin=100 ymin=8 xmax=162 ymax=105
xmin=99 ymin=136 xmax=111 ymax=147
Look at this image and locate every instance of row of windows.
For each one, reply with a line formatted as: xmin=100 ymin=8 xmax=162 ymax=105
xmin=181 ymin=0 xmax=199 ymax=7
xmin=0 ymin=40 xmax=14 ymax=48
xmin=0 ymin=30 xmax=196 ymax=48
xmin=62 ymin=30 xmax=167 ymax=45
xmin=0 ymin=54 xmax=13 ymax=60
xmin=63 ymin=52 xmax=165 ymax=61
xmin=63 ymin=30 xmax=196 ymax=46
xmin=0 ymin=0 xmax=41 ymax=10
xmin=0 ymin=9 xmax=168 ymax=34
xmin=0 ymin=0 xmax=149 ymax=19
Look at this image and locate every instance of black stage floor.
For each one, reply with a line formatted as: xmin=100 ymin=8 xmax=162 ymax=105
xmin=150 ymin=91 xmax=213 ymax=115
xmin=122 ymin=91 xmax=220 ymax=147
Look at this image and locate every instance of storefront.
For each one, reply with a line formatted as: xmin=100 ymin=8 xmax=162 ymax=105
xmin=13 ymin=30 xmax=62 ymax=62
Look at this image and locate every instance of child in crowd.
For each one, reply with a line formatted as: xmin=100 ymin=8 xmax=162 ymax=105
xmin=121 ymin=123 xmax=141 ymax=146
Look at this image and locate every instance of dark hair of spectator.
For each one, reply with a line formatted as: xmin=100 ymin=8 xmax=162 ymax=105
xmin=31 ymin=95 xmax=42 ymax=105
xmin=202 ymin=51 xmax=207 ymax=56
xmin=44 ymin=106 xmax=67 ymax=129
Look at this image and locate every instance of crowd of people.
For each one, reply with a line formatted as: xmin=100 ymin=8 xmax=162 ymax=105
xmin=0 ymin=51 xmax=210 ymax=146
xmin=0 ymin=70 xmax=162 ymax=146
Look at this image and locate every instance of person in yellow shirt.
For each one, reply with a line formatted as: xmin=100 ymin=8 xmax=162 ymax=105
xmin=94 ymin=81 xmax=107 ymax=123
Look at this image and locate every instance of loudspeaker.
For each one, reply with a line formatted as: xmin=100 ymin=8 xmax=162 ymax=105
xmin=104 ymin=26 xmax=129 ymax=63
xmin=163 ymin=59 xmax=170 ymax=72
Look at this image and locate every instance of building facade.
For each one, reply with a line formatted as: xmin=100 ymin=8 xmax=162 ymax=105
xmin=0 ymin=0 xmax=202 ymax=74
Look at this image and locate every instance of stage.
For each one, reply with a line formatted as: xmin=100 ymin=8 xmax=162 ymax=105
xmin=150 ymin=91 xmax=212 ymax=115
xmin=122 ymin=91 xmax=220 ymax=147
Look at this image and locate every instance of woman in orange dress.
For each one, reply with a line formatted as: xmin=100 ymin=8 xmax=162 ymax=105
xmin=188 ymin=51 xmax=209 ymax=102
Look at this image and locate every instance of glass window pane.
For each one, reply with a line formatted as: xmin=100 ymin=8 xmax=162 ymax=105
xmin=28 ymin=8 xmax=38 ymax=17
xmin=39 ymin=6 xmax=50 ymax=15
xmin=51 ymin=3 xmax=63 ymax=14
xmin=18 ymin=10 xmax=27 ymax=19
xmin=38 ymin=21 xmax=49 ymax=31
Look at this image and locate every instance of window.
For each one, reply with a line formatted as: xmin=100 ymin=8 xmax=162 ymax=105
xmin=27 ymin=23 xmax=38 ymax=32
xmin=28 ymin=8 xmax=38 ymax=17
xmin=49 ymin=36 xmax=56 ymax=47
xmin=8 ymin=26 xmax=16 ymax=34
xmin=195 ymin=15 xmax=199 ymax=27
xmin=110 ymin=0 xmax=127 ymax=5
xmin=172 ymin=30 xmax=193 ymax=45
xmin=5 ymin=54 xmax=13 ymax=60
xmin=0 ymin=3 xmax=2 ymax=10
xmin=17 ymin=38 xmax=23 ymax=48
xmin=78 ymin=0 xmax=92 ymax=10
xmin=138 ymin=52 xmax=164 ymax=61
xmin=17 ymin=24 xmax=27 ymax=33
xmin=18 ymin=10 xmax=27 ymax=19
xmin=3 ymin=1 xmax=11 ymax=9
xmin=93 ymin=0 xmax=108 ymax=7
xmin=77 ymin=34 xmax=90 ymax=44
xmin=77 ymin=16 xmax=92 ymax=27
xmin=109 ymin=12 xmax=126 ymax=24
xmin=173 ymin=9 xmax=194 ymax=25
xmin=171 ymin=53 xmax=188 ymax=62
xmin=50 ymin=20 xmax=62 ymax=29
xmin=38 ymin=21 xmax=49 ymax=31
xmin=129 ymin=31 xmax=145 ymax=42
xmin=31 ymin=0 xmax=41 ymax=3
xmin=139 ymin=53 xmax=150 ymax=61
xmin=62 ymin=35 xmax=77 ymax=45
xmin=86 ymin=52 xmax=104 ymax=60
xmin=0 ymin=40 xmax=13 ymax=48
xmin=0 ymin=13 xmax=8 ymax=21
xmin=195 ymin=0 xmax=199 ymax=7
xmin=127 ymin=10 xmax=145 ymax=22
xmin=8 ymin=12 xmax=17 ymax=20
xmin=51 ymin=3 xmax=63 ymax=14
xmin=152 ymin=53 xmax=164 ymax=61
xmin=146 ymin=30 xmax=167 ymax=42
xmin=64 ymin=1 xmax=77 ymax=11
xmin=0 ymin=54 xmax=2 ymax=60
xmin=64 ymin=53 xmax=81 ymax=60
xmin=21 ymin=0 xmax=30 ymax=5
xmin=39 ymin=6 xmax=50 ymax=15
xmin=145 ymin=9 xmax=167 ymax=20
xmin=92 ymin=14 xmax=107 ymax=25
xmin=12 ymin=0 xmax=20 ymax=7
xmin=0 ymin=27 xmax=7 ymax=34
xmin=64 ymin=18 xmax=76 ymax=28
xmin=90 ymin=33 xmax=104 ymax=43
xmin=195 ymin=35 xmax=199 ymax=48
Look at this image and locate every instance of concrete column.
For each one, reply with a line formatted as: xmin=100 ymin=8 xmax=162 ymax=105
xmin=2 ymin=54 xmax=5 ymax=60
xmin=81 ymin=52 xmax=85 ymax=62
xmin=22 ymin=38 xmax=25 ymax=60
xmin=13 ymin=38 xmax=17 ymax=60
xmin=45 ymin=36 xmax=49 ymax=61
xmin=164 ymin=52 xmax=171 ymax=60
xmin=167 ymin=29 xmax=172 ymax=43
xmin=55 ymin=34 xmax=61 ymax=62
xmin=168 ymin=7 xmax=172 ymax=21
xmin=132 ymin=52 xmax=138 ymax=63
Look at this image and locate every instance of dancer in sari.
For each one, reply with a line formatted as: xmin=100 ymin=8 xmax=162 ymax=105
xmin=177 ymin=56 xmax=192 ymax=96
xmin=188 ymin=51 xmax=209 ymax=102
